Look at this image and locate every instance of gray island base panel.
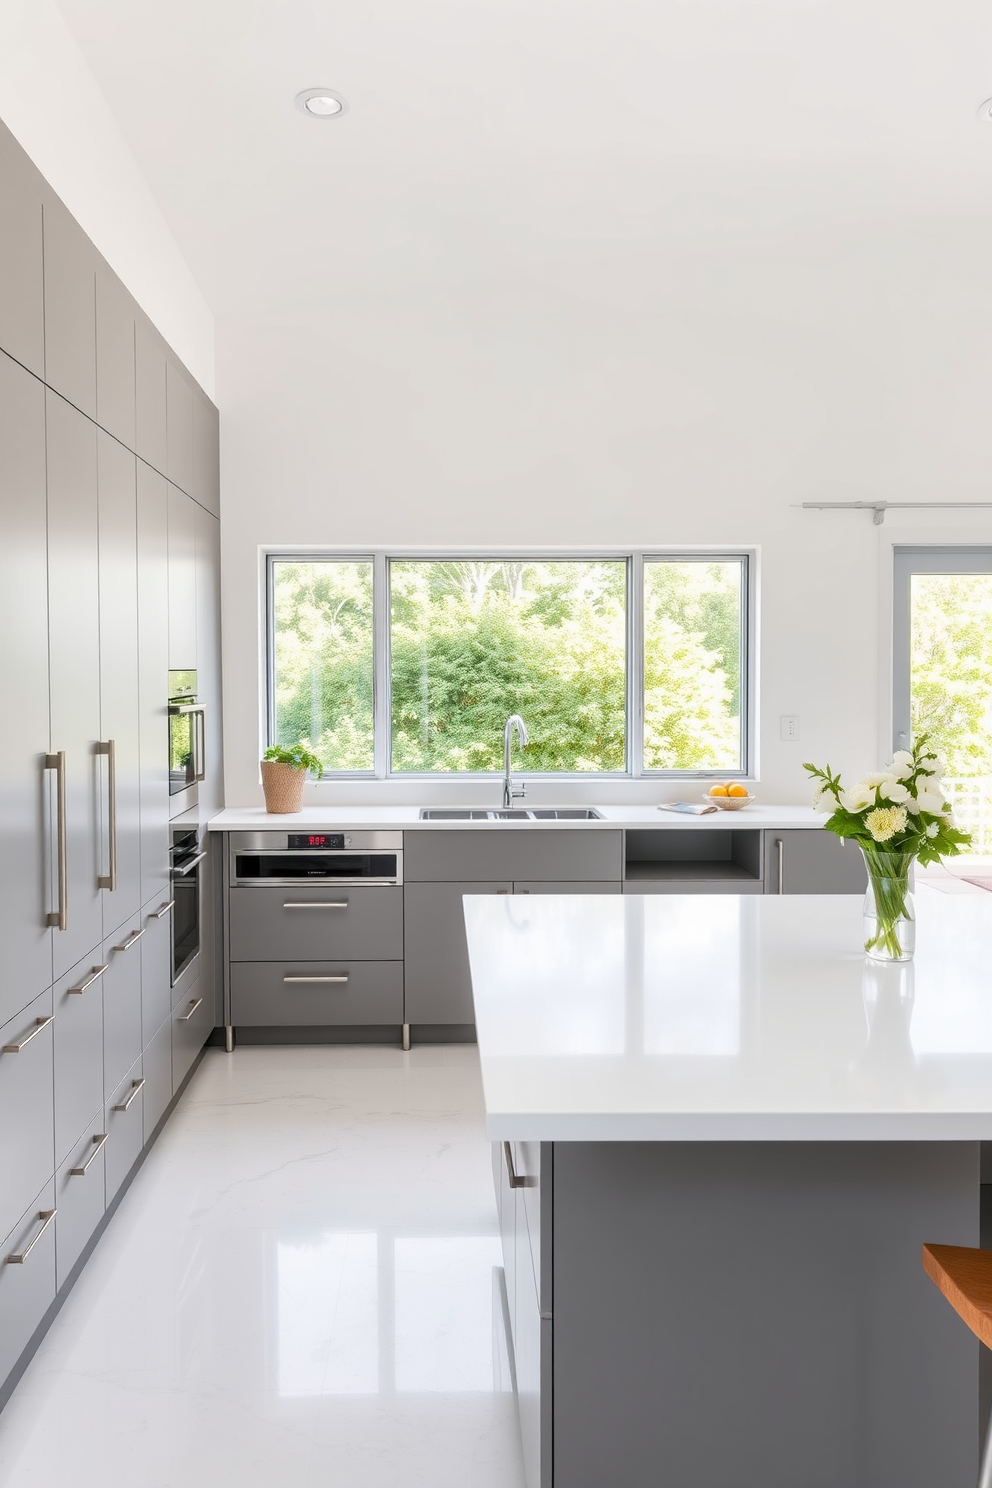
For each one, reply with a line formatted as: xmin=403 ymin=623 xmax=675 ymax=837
xmin=551 ymin=1141 xmax=976 ymax=1488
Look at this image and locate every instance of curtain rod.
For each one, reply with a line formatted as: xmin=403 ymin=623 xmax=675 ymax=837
xmin=801 ymin=501 xmax=992 ymax=527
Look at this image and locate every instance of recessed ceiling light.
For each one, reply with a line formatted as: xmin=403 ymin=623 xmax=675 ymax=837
xmin=978 ymin=97 xmax=992 ymax=122
xmin=295 ymin=88 xmax=348 ymax=119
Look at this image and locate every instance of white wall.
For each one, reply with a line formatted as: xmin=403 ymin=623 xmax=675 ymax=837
xmin=0 ymin=0 xmax=214 ymax=394
xmin=218 ymin=221 xmax=992 ymax=807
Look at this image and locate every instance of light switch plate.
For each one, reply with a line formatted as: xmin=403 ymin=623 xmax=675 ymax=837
xmin=780 ymin=715 xmax=800 ymax=741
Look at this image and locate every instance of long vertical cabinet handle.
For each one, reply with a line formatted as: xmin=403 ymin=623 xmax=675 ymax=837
xmin=776 ymin=838 xmax=785 ymax=895
xmin=96 ymin=740 xmax=117 ymax=890
xmin=194 ymin=706 xmax=207 ymax=783
xmin=45 ymin=751 xmax=68 ymax=930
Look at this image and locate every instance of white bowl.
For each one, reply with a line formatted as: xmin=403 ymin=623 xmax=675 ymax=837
xmin=703 ymin=792 xmax=754 ymax=811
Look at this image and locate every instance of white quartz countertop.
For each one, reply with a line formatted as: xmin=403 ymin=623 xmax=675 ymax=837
xmin=207 ymin=804 xmax=822 ymax=831
xmin=464 ymin=891 xmax=992 ymax=1142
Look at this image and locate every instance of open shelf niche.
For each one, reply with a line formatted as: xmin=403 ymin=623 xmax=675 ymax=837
xmin=624 ymin=829 xmax=763 ymax=889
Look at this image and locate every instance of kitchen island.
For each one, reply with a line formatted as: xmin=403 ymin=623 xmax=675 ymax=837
xmin=464 ymin=891 xmax=992 ymax=1488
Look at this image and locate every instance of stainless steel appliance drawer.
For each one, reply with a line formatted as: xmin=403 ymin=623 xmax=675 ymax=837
xmin=230 ymin=960 xmax=403 ymax=1027
xmin=228 ymin=885 xmax=404 ymax=962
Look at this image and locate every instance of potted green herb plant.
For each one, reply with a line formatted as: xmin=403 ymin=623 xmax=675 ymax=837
xmin=261 ymin=743 xmax=324 ymax=814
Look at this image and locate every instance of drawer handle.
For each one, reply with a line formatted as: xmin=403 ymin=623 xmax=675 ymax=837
xmin=283 ymin=901 xmax=348 ymax=909
xmin=113 ymin=1077 xmax=145 ymax=1112
xmin=3 ymin=1015 xmax=54 ymax=1053
xmin=177 ymin=997 xmax=204 ymax=1023
xmin=70 ymin=1132 xmax=108 ymax=1176
xmin=113 ymin=927 xmax=145 ymax=953
xmin=67 ymin=964 xmax=109 ymax=995
xmin=283 ymin=975 xmax=349 ymax=984
xmin=151 ymin=900 xmax=175 ymax=919
xmin=503 ymin=1141 xmax=530 ymax=1190
xmin=6 ymin=1209 xmax=56 ymax=1264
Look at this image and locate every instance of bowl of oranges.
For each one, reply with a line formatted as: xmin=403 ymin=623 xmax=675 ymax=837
xmin=704 ymin=783 xmax=753 ymax=810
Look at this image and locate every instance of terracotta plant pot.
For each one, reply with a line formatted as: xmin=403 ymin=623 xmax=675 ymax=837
xmin=260 ymin=760 xmax=307 ymax=814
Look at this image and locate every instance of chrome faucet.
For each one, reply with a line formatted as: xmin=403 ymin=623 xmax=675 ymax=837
xmin=502 ymin=714 xmax=529 ymax=808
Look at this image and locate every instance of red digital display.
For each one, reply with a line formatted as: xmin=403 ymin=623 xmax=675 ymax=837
xmin=287 ymin=832 xmax=345 ymax=850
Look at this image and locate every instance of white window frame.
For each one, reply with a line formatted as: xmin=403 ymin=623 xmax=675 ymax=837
xmin=266 ymin=548 xmax=756 ymax=781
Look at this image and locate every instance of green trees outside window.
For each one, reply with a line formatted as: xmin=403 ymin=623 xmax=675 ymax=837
xmin=270 ymin=554 xmax=749 ymax=777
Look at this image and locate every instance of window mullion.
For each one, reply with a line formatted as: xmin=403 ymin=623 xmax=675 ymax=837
xmin=629 ymin=553 xmax=644 ymax=778
xmin=373 ymin=553 xmax=390 ymax=779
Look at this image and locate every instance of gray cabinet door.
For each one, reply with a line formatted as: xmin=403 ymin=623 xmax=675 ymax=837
xmin=228 ymin=885 xmax=404 ymax=962
xmin=134 ymin=319 xmax=167 ymax=474
xmin=140 ymin=897 xmax=173 ymax=1045
xmin=230 ymin=960 xmax=403 ymax=1026
xmin=47 ymin=392 xmax=104 ymax=979
xmin=95 ymin=264 xmax=135 ymax=449
xmin=53 ymin=953 xmax=106 ymax=1168
xmin=764 ymin=830 xmax=868 ymax=895
xmin=192 ymin=391 xmax=220 ymax=517
xmin=405 ymin=829 xmax=623 ymax=883
xmin=166 ymin=362 xmax=193 ymax=493
xmin=404 ymin=881 xmax=510 ymax=1025
xmin=513 ymin=881 xmax=621 ymax=895
xmin=98 ymin=431 xmax=142 ymax=935
xmin=42 ymin=197 xmax=97 ymax=419
xmin=0 ymin=988 xmax=55 ymax=1249
xmin=55 ymin=1114 xmax=107 ymax=1289
xmin=0 ymin=123 xmax=45 ymax=377
xmin=102 ymin=923 xmax=144 ymax=1102
xmin=0 ymin=1182 xmax=57 ymax=1387
xmin=0 ymin=353 xmax=52 ymax=1023
xmin=167 ymin=483 xmax=197 ymax=669
xmin=194 ymin=506 xmax=223 ymax=814
xmin=104 ymin=1057 xmax=144 ymax=1205
xmin=172 ymin=976 xmax=211 ymax=1090
xmin=136 ymin=462 xmax=170 ymax=905
xmin=142 ymin=1014 xmax=173 ymax=1143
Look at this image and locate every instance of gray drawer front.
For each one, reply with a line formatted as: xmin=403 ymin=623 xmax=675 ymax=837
xmin=228 ymin=885 xmax=404 ymax=962
xmin=0 ymin=988 xmax=55 ymax=1247
xmin=54 ymin=954 xmax=106 ymax=1167
xmin=143 ymin=1014 xmax=173 ymax=1143
xmin=231 ymin=961 xmax=403 ymax=1027
xmin=513 ymin=881 xmax=621 ymax=895
xmin=102 ymin=924 xmax=143 ymax=1102
xmin=0 ymin=1181 xmax=57 ymax=1385
xmin=405 ymin=829 xmax=623 ymax=883
xmin=140 ymin=898 xmax=173 ymax=1044
xmin=55 ymin=1114 xmax=107 ymax=1288
xmin=172 ymin=977 xmax=211 ymax=1090
xmin=105 ymin=1058 xmax=144 ymax=1206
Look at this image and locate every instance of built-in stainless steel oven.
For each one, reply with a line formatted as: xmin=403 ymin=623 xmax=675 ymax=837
xmin=169 ymin=670 xmax=205 ymax=818
xmin=171 ymin=821 xmax=205 ymax=985
xmin=229 ymin=831 xmax=403 ymax=886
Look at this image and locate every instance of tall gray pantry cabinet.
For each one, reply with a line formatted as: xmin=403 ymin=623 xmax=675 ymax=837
xmin=0 ymin=117 xmax=223 ymax=1412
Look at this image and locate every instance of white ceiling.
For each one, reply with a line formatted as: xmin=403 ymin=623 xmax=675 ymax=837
xmin=52 ymin=0 xmax=992 ymax=323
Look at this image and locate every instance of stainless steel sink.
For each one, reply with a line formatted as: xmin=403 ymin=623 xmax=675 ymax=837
xmin=419 ymin=807 xmax=604 ymax=821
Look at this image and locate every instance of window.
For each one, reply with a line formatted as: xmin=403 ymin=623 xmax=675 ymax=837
xmin=268 ymin=552 xmax=752 ymax=778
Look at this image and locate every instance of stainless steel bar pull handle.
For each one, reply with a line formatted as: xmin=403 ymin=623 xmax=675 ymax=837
xmin=112 ymin=1077 xmax=145 ymax=1112
xmin=177 ymin=997 xmax=203 ymax=1023
xmin=70 ymin=1133 xmax=108 ymax=1176
xmin=113 ymin=927 xmax=145 ymax=953
xmin=46 ymin=751 xmax=68 ymax=930
xmin=283 ymin=901 xmax=348 ymax=910
xmin=67 ymin=964 xmax=109 ymax=995
xmin=283 ymin=975 xmax=349 ymax=984
xmin=96 ymin=739 xmax=117 ymax=890
xmin=151 ymin=900 xmax=175 ymax=919
xmin=3 ymin=1015 xmax=55 ymax=1053
xmin=503 ymin=1142 xmax=527 ymax=1190
xmin=6 ymin=1210 xmax=56 ymax=1264
xmin=776 ymin=838 xmax=785 ymax=895
xmin=194 ymin=706 xmax=206 ymax=783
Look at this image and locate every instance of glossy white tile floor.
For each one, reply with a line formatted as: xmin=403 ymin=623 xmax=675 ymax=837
xmin=0 ymin=1046 xmax=526 ymax=1488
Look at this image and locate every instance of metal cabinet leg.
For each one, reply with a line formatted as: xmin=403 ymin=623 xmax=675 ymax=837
xmin=225 ymin=1025 xmax=235 ymax=1053
xmin=402 ymin=1023 xmax=411 ymax=1052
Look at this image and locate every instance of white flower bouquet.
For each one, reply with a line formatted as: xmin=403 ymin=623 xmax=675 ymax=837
xmin=804 ymin=738 xmax=971 ymax=959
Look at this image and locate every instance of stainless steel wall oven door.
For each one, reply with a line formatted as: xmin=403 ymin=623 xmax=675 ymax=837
xmin=171 ymin=825 xmax=204 ymax=985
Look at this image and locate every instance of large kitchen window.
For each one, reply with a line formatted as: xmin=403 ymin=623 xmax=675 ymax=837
xmin=267 ymin=552 xmax=753 ymax=778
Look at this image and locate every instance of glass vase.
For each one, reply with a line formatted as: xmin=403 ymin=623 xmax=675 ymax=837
xmin=861 ymin=849 xmax=916 ymax=963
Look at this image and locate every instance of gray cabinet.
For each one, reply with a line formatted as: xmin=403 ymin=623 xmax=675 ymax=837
xmin=134 ymin=320 xmax=167 ymax=474
xmin=42 ymin=197 xmax=97 ymax=420
xmin=230 ymin=960 xmax=403 ymax=1026
xmin=95 ymin=264 xmax=135 ymax=450
xmin=0 ymin=1183 xmax=57 ymax=1386
xmin=0 ymin=989 xmax=55 ymax=1249
xmin=405 ymin=829 xmax=622 ymax=883
xmin=55 ymin=1115 xmax=107 ymax=1288
xmin=192 ymin=391 xmax=220 ymax=517
xmin=514 ymin=880 xmax=620 ymax=895
xmin=98 ymin=431 xmax=142 ymax=935
xmin=142 ymin=1015 xmax=173 ymax=1143
xmin=0 ymin=353 xmax=52 ymax=1023
xmin=229 ymin=885 xmax=404 ymax=963
xmin=53 ymin=954 xmax=105 ymax=1168
xmin=104 ymin=1058 xmax=144 ymax=1205
xmin=404 ymin=881 xmax=510 ymax=1025
xmin=168 ymin=484 xmax=197 ymax=669
xmin=102 ymin=920 xmax=144 ymax=1103
xmin=136 ymin=462 xmax=171 ymax=905
xmin=140 ymin=898 xmax=174 ymax=1044
xmin=173 ymin=977 xmax=211 ymax=1089
xmin=0 ymin=123 xmax=45 ymax=378
xmin=763 ymin=829 xmax=868 ymax=895
xmin=166 ymin=361 xmax=193 ymax=493
xmin=47 ymin=392 xmax=103 ymax=979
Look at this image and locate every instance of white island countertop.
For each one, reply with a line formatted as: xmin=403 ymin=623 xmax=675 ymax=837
xmin=208 ymin=803 xmax=822 ymax=831
xmin=464 ymin=891 xmax=992 ymax=1142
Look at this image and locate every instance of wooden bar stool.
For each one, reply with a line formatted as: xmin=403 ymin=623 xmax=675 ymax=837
xmin=923 ymin=1244 xmax=992 ymax=1488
